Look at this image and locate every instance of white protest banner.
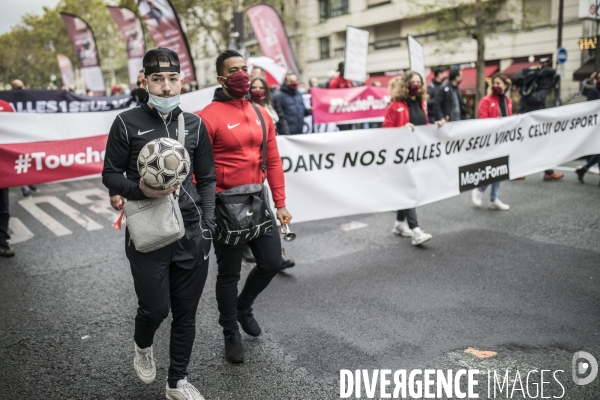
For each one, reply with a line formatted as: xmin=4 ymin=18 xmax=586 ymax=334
xmin=278 ymin=101 xmax=600 ymax=223
xmin=344 ymin=26 xmax=370 ymax=82
xmin=1 ymin=98 xmax=599 ymax=224
xmin=407 ymin=35 xmax=425 ymax=79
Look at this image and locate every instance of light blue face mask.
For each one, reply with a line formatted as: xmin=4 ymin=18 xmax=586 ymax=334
xmin=147 ymin=89 xmax=181 ymax=114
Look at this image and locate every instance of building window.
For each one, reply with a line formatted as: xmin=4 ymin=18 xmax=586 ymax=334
xmin=319 ymin=0 xmax=329 ymax=22
xmin=319 ymin=37 xmax=331 ymax=59
xmin=331 ymin=0 xmax=349 ymax=17
xmin=319 ymin=0 xmax=349 ymax=22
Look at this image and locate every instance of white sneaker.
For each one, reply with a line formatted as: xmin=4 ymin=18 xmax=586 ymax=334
xmin=411 ymin=227 xmax=432 ymax=246
xmin=392 ymin=220 xmax=412 ymax=237
xmin=489 ymin=199 xmax=510 ymax=211
xmin=166 ymin=378 xmax=206 ymax=400
xmin=471 ymin=189 xmax=483 ymax=207
xmin=134 ymin=342 xmax=156 ymax=384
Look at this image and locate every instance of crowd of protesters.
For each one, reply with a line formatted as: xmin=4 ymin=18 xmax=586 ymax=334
xmin=2 ymin=57 xmax=600 ymax=261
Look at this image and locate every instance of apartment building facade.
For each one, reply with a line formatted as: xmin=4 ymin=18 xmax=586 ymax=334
xmin=192 ymin=0 xmax=597 ymax=102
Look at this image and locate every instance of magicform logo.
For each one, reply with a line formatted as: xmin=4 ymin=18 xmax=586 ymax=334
xmin=458 ymin=156 xmax=510 ymax=192
xmin=572 ymin=351 xmax=598 ymax=386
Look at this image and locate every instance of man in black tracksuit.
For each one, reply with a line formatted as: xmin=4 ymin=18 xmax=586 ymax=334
xmin=102 ymin=48 xmax=215 ymax=399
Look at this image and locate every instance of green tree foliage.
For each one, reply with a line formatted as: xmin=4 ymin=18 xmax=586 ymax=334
xmin=171 ymin=0 xmax=296 ymax=56
xmin=0 ymin=0 xmax=295 ymax=89
xmin=0 ymin=0 xmax=136 ymax=89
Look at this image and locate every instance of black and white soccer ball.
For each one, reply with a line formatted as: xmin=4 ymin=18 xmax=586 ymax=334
xmin=138 ymin=137 xmax=190 ymax=189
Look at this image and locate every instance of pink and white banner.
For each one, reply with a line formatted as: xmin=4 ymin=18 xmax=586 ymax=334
xmin=107 ymin=6 xmax=146 ymax=87
xmin=311 ymin=87 xmax=391 ymax=125
xmin=246 ymin=4 xmax=301 ymax=79
xmin=56 ymin=54 xmax=74 ymax=88
xmin=135 ymin=0 xmax=196 ymax=83
xmin=60 ymin=13 xmax=106 ymax=96
xmin=0 ymin=86 xmax=216 ymax=188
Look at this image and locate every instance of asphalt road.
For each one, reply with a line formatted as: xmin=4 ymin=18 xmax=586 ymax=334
xmin=1 ymin=162 xmax=599 ymax=399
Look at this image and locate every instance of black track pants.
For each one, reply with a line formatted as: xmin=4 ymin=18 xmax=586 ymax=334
xmin=213 ymin=219 xmax=281 ymax=333
xmin=126 ymin=222 xmax=209 ymax=382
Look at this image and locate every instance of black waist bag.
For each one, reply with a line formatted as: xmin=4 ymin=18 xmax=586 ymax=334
xmin=214 ymin=183 xmax=273 ymax=245
xmin=214 ymin=104 xmax=273 ymax=245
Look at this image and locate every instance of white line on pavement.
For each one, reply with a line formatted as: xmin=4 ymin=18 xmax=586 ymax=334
xmin=66 ymin=188 xmax=118 ymax=222
xmin=18 ymin=196 xmax=103 ymax=236
xmin=340 ymin=221 xmax=368 ymax=231
xmin=8 ymin=218 xmax=34 ymax=244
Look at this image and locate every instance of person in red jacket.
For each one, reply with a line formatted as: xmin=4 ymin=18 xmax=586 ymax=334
xmin=328 ymin=62 xmax=353 ymax=89
xmin=383 ymin=72 xmax=440 ymax=246
xmin=198 ymin=50 xmax=292 ymax=364
xmin=471 ymin=73 xmax=512 ymax=211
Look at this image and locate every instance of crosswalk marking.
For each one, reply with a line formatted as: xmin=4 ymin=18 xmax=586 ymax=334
xmin=8 ymin=218 xmax=34 ymax=244
xmin=18 ymin=196 xmax=103 ymax=236
xmin=66 ymin=188 xmax=118 ymax=222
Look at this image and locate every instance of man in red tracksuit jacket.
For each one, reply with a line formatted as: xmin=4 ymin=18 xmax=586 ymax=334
xmin=197 ymin=50 xmax=292 ymax=364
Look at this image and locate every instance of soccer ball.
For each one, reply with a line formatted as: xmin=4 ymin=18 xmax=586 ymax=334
xmin=138 ymin=137 xmax=190 ymax=189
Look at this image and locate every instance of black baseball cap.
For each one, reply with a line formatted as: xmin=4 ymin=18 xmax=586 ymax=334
xmin=143 ymin=48 xmax=180 ymax=76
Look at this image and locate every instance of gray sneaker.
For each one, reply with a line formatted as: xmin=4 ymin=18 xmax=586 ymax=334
xmin=166 ymin=378 xmax=205 ymax=400
xmin=133 ymin=342 xmax=156 ymax=384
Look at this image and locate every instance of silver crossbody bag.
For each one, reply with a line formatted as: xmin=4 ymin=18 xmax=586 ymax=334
xmin=124 ymin=114 xmax=186 ymax=253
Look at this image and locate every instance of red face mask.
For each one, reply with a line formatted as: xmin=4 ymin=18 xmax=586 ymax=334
xmin=250 ymin=89 xmax=266 ymax=104
xmin=288 ymin=81 xmax=299 ymax=91
xmin=408 ymin=84 xmax=421 ymax=96
xmin=222 ymin=71 xmax=250 ymax=98
xmin=596 ymin=79 xmax=600 ymax=89
xmin=492 ymin=86 xmax=504 ymax=96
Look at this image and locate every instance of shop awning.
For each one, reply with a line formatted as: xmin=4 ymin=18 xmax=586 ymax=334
xmin=573 ymin=59 xmax=596 ymax=81
xmin=501 ymin=61 xmax=539 ymax=77
xmin=459 ymin=66 xmax=498 ymax=95
xmin=365 ymin=75 xmax=401 ymax=87
xmin=426 ymin=65 xmax=498 ymax=95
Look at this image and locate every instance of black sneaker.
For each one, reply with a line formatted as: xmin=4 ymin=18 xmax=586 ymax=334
xmin=237 ymin=308 xmax=261 ymax=337
xmin=575 ymin=168 xmax=586 ymax=184
xmin=224 ymin=330 xmax=245 ymax=363
xmin=242 ymin=246 xmax=255 ymax=263
xmin=0 ymin=244 xmax=15 ymax=258
xmin=280 ymin=248 xmax=295 ymax=270
xmin=21 ymin=186 xmax=31 ymax=198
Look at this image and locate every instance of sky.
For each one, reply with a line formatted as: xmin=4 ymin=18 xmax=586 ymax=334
xmin=0 ymin=0 xmax=61 ymax=35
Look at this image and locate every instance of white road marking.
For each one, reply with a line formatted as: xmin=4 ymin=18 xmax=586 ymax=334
xmin=8 ymin=218 xmax=34 ymax=244
xmin=66 ymin=188 xmax=119 ymax=222
xmin=340 ymin=221 xmax=368 ymax=231
xmin=18 ymin=196 xmax=103 ymax=236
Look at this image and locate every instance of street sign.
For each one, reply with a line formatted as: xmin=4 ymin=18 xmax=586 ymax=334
xmin=579 ymin=0 xmax=600 ymax=19
xmin=557 ymin=47 xmax=568 ymax=64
